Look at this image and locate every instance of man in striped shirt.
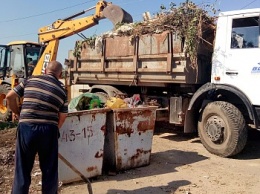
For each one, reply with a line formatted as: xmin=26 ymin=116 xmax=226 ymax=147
xmin=6 ymin=60 xmax=68 ymax=194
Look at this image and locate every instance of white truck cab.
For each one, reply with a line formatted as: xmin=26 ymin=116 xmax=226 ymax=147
xmin=212 ymin=8 xmax=260 ymax=106
xmin=185 ymin=9 xmax=260 ymax=157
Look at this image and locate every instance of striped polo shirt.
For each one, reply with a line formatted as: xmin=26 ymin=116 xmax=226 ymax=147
xmin=13 ymin=74 xmax=68 ymax=126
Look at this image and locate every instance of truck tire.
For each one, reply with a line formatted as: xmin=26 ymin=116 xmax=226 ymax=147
xmin=0 ymin=84 xmax=12 ymax=121
xmin=198 ymin=101 xmax=247 ymax=157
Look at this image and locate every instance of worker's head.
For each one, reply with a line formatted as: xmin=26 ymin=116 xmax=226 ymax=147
xmin=45 ymin=60 xmax=63 ymax=78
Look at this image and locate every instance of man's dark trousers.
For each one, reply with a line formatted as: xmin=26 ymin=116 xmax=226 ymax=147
xmin=12 ymin=123 xmax=59 ymax=194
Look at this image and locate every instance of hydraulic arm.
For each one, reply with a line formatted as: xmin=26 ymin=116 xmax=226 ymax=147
xmin=33 ymin=0 xmax=132 ymax=75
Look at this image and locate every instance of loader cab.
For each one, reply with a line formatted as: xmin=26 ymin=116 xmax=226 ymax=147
xmin=7 ymin=41 xmax=42 ymax=79
xmin=0 ymin=42 xmax=41 ymax=122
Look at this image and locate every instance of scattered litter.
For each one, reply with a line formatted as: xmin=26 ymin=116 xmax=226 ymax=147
xmin=32 ymin=171 xmax=41 ymax=177
xmin=38 ymin=181 xmax=42 ymax=186
xmin=58 ymin=181 xmax=63 ymax=188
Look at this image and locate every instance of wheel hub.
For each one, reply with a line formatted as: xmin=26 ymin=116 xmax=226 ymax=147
xmin=205 ymin=116 xmax=225 ymax=142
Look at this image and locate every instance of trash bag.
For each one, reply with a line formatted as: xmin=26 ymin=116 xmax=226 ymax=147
xmin=89 ymin=98 xmax=101 ymax=109
xmin=106 ymin=97 xmax=127 ymax=109
xmin=124 ymin=94 xmax=141 ymax=108
xmin=69 ymin=93 xmax=101 ymax=112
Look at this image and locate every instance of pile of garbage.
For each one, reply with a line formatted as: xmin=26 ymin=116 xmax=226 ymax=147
xmin=68 ymin=93 xmax=101 ymax=111
xmin=68 ymin=93 xmax=152 ymax=112
xmin=101 ymin=1 xmax=216 ymax=37
xmin=74 ymin=0 xmax=216 ymax=67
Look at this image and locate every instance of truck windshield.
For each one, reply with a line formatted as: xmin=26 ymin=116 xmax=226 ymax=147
xmin=231 ymin=16 xmax=259 ymax=49
xmin=25 ymin=45 xmax=41 ymax=65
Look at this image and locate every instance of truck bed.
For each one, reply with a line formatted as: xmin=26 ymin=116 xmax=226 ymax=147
xmin=68 ymin=31 xmax=212 ymax=87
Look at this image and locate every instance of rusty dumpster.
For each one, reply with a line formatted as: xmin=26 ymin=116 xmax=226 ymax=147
xmin=58 ymin=108 xmax=110 ymax=184
xmin=103 ymin=106 xmax=157 ymax=172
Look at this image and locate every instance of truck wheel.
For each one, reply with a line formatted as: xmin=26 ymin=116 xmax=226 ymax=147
xmin=198 ymin=101 xmax=247 ymax=157
xmin=0 ymin=84 xmax=12 ymax=121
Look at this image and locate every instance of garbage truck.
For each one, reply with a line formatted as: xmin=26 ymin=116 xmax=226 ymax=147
xmin=65 ymin=5 xmax=260 ymax=157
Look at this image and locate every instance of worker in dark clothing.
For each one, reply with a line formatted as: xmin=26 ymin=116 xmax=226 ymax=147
xmin=6 ymin=60 xmax=68 ymax=194
xmin=27 ymin=60 xmax=37 ymax=77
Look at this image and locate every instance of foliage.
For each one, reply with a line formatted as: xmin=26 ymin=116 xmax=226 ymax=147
xmin=73 ymin=40 xmax=83 ymax=58
xmin=115 ymin=22 xmax=126 ymax=29
xmin=73 ymin=0 xmax=218 ymax=66
xmin=73 ymin=35 xmax=97 ymax=58
xmin=83 ymin=35 xmax=97 ymax=48
xmin=130 ymin=0 xmax=218 ymax=66
xmin=0 ymin=121 xmax=18 ymax=131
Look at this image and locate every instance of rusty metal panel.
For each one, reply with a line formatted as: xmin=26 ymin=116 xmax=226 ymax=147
xmin=80 ymin=41 xmax=102 ymax=59
xmin=73 ymin=72 xmax=189 ymax=86
xmin=137 ymin=57 xmax=167 ymax=70
xmin=105 ymin=36 xmax=134 ymax=57
xmin=139 ymin=31 xmax=169 ymax=55
xmin=106 ymin=59 xmax=134 ymax=69
xmin=171 ymin=33 xmax=183 ymax=53
xmin=104 ymin=107 xmax=157 ymax=172
xmin=58 ymin=108 xmax=110 ymax=184
xmin=77 ymin=59 xmax=103 ymax=71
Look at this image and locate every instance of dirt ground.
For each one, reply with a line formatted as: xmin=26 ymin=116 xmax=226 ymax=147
xmin=1 ymin=123 xmax=260 ymax=194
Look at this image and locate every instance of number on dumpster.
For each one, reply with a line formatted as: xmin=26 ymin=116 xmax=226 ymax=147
xmin=69 ymin=130 xmax=75 ymax=141
xmin=60 ymin=126 xmax=94 ymax=143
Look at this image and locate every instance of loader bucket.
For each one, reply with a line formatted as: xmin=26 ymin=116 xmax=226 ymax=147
xmin=103 ymin=5 xmax=133 ymax=25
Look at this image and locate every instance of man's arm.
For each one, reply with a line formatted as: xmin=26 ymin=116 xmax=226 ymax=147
xmin=6 ymin=90 xmax=20 ymax=115
xmin=58 ymin=112 xmax=67 ymax=128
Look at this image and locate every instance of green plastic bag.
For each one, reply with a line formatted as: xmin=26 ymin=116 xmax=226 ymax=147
xmin=68 ymin=92 xmax=101 ymax=111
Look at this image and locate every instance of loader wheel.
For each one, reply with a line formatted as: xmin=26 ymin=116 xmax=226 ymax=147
xmin=0 ymin=84 xmax=12 ymax=121
xmin=198 ymin=101 xmax=247 ymax=157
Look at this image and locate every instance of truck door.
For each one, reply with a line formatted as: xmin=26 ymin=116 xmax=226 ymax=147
xmin=212 ymin=13 xmax=260 ymax=106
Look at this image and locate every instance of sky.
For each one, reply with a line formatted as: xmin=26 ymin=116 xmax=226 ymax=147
xmin=0 ymin=0 xmax=260 ymax=64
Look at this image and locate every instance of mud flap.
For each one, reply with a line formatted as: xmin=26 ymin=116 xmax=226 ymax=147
xmin=103 ymin=5 xmax=133 ymax=25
